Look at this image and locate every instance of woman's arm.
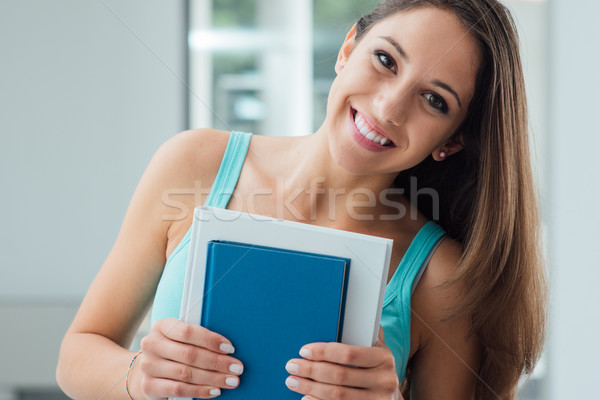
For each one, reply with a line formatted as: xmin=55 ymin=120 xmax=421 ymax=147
xmin=56 ymin=129 xmax=238 ymax=399
xmin=408 ymin=238 xmax=481 ymax=399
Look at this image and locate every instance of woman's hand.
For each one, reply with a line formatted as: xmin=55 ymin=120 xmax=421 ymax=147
xmin=132 ymin=318 xmax=245 ymax=399
xmin=285 ymin=327 xmax=402 ymax=400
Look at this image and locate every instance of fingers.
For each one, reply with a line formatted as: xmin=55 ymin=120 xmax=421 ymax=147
xmin=285 ymin=358 xmax=376 ymax=389
xmin=141 ymin=333 xmax=244 ymax=375
xmin=156 ymin=318 xmax=234 ymax=354
xmin=140 ymin=353 xmax=241 ymax=389
xmin=298 ymin=342 xmax=394 ymax=369
xmin=285 ymin=374 xmax=368 ymax=400
xmin=137 ymin=319 xmax=246 ymax=399
xmin=285 ymin=341 xmax=399 ymax=399
xmin=140 ymin=376 xmax=222 ymax=399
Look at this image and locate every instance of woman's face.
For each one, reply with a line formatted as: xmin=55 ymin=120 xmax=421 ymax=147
xmin=325 ymin=7 xmax=481 ymax=175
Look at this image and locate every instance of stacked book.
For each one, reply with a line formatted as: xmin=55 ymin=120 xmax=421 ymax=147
xmin=173 ymin=206 xmax=393 ymax=400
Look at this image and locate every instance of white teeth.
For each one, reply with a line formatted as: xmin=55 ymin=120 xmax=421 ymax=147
xmin=353 ymin=112 xmax=391 ymax=146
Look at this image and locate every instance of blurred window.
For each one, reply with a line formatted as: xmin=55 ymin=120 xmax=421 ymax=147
xmin=189 ymin=0 xmax=376 ymax=136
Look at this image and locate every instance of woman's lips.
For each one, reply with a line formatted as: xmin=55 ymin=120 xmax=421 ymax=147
xmin=349 ymin=107 xmax=396 ymax=152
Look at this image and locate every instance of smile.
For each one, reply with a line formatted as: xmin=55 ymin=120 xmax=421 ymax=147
xmin=350 ymin=108 xmax=396 ymax=151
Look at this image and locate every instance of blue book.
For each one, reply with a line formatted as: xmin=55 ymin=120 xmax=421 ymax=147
xmin=199 ymin=240 xmax=351 ymax=399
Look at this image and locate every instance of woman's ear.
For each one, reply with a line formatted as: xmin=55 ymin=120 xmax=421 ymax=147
xmin=335 ymin=24 xmax=357 ymax=74
xmin=432 ymin=135 xmax=464 ymax=161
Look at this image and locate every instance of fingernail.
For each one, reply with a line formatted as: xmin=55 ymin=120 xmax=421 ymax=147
xmin=229 ymin=363 xmax=244 ymax=374
xmin=225 ymin=376 xmax=239 ymax=387
xmin=210 ymin=388 xmax=221 ymax=396
xmin=285 ymin=362 xmax=299 ymax=373
xmin=299 ymin=348 xmax=312 ymax=358
xmin=220 ymin=343 xmax=235 ymax=354
xmin=286 ymin=376 xmax=299 ymax=388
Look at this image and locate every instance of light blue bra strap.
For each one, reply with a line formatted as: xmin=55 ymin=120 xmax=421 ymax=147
xmin=204 ymin=131 xmax=252 ymax=208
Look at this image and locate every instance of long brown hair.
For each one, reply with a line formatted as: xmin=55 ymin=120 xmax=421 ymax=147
xmin=355 ymin=1 xmax=547 ymax=399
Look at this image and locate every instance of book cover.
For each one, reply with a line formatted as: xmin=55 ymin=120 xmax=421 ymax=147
xmin=200 ymin=240 xmax=350 ymax=399
xmin=172 ymin=206 xmax=393 ymax=400
xmin=180 ymin=206 xmax=393 ymax=348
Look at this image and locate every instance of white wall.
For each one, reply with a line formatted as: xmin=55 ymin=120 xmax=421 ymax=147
xmin=547 ymin=0 xmax=600 ymax=399
xmin=0 ymin=0 xmax=185 ymax=395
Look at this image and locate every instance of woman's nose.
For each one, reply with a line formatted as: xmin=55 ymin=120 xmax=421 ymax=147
xmin=372 ymin=87 xmax=411 ymax=127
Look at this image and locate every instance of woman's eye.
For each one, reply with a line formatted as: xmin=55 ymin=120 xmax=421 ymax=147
xmin=375 ymin=51 xmax=396 ymax=71
xmin=424 ymin=93 xmax=449 ymax=114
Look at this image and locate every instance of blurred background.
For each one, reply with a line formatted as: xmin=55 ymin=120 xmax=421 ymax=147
xmin=0 ymin=0 xmax=597 ymax=399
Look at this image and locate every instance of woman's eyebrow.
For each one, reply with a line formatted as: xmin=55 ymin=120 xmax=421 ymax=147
xmin=432 ymin=79 xmax=462 ymax=108
xmin=379 ymin=36 xmax=409 ymax=63
xmin=379 ymin=36 xmax=462 ymax=109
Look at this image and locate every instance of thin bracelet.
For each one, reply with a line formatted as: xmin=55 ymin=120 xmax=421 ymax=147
xmin=126 ymin=350 xmax=143 ymax=400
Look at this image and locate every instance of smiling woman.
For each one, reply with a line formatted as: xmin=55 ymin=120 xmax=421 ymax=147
xmin=325 ymin=8 xmax=480 ymax=175
xmin=56 ymin=1 xmax=546 ymax=400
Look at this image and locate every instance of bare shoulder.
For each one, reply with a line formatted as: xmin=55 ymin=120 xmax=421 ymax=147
xmin=154 ymin=128 xmax=231 ymax=185
xmin=410 ymin=237 xmax=465 ymax=345
xmin=419 ymin=236 xmax=464 ymax=290
xmin=411 ymin=236 xmax=466 ymax=340
xmin=156 ymin=129 xmax=234 ymax=255
xmin=152 ymin=128 xmax=232 ymax=219
xmin=119 ymin=128 xmax=232 ymax=229
xmin=408 ymin=236 xmax=481 ymax=399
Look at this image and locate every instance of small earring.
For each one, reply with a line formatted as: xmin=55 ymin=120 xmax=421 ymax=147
xmin=439 ymin=151 xmax=446 ymax=159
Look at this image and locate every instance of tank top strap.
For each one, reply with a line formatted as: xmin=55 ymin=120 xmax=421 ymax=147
xmin=381 ymin=221 xmax=446 ymax=380
xmin=386 ymin=221 xmax=446 ymax=299
xmin=204 ymin=131 xmax=252 ymax=208
xmin=150 ymin=131 xmax=253 ymax=325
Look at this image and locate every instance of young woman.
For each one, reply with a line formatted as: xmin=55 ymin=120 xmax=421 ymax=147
xmin=56 ymin=1 xmax=547 ymax=399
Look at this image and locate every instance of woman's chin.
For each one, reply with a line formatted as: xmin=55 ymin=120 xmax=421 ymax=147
xmin=326 ymin=139 xmax=373 ymax=175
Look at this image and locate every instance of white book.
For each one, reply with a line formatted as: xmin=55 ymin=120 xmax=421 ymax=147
xmin=172 ymin=206 xmax=393 ymax=399
xmin=179 ymin=206 xmax=393 ymax=347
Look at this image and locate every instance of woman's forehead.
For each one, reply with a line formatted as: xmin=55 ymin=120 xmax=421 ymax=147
xmin=361 ymin=7 xmax=481 ymax=95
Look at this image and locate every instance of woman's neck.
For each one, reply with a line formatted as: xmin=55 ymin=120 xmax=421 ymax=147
xmin=246 ymin=129 xmax=402 ymax=228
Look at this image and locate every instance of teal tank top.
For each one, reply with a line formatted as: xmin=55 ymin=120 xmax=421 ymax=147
xmin=150 ymin=131 xmax=446 ymax=381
